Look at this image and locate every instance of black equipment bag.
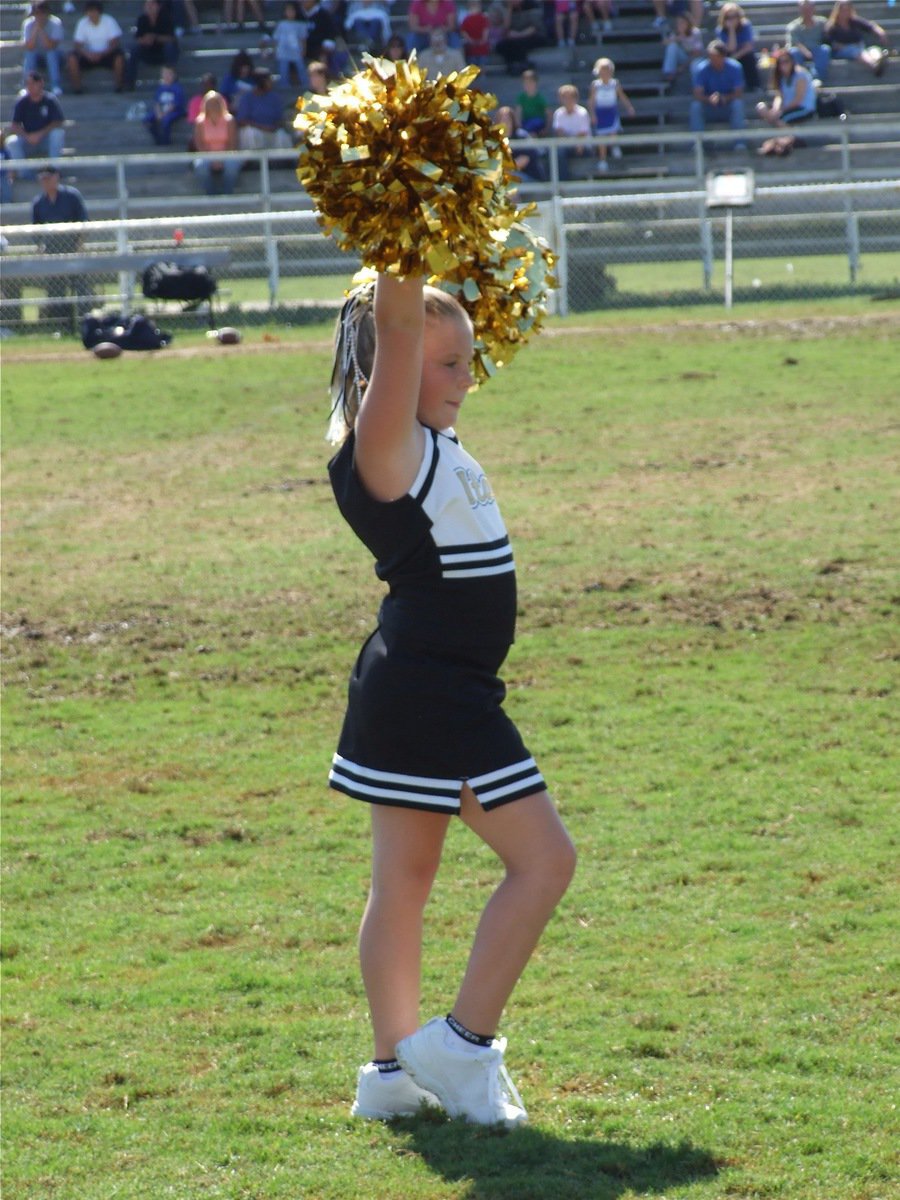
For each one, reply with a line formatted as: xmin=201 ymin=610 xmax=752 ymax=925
xmin=816 ymin=91 xmax=846 ymax=119
xmin=141 ymin=261 xmax=218 ymax=310
xmin=82 ymin=311 xmax=172 ymax=351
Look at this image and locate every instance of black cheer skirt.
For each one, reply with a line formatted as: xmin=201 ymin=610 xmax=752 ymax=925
xmin=328 ymin=628 xmax=546 ymax=814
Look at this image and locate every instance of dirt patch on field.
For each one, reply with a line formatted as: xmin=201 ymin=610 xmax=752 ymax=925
xmin=4 ymin=310 xmax=897 ymax=365
xmin=0 ymin=333 xmax=331 ymax=365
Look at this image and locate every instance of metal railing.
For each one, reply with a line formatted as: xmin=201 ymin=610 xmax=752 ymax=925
xmin=1 ymin=141 xmax=898 ymax=330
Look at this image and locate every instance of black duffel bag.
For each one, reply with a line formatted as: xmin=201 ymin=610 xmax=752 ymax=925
xmin=142 ymin=260 xmax=218 ymax=310
xmin=82 ymin=311 xmax=172 ymax=351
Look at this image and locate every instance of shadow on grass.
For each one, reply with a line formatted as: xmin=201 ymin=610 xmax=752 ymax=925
xmin=397 ymin=1119 xmax=721 ymax=1200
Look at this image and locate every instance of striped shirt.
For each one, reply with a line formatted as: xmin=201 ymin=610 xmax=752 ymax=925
xmin=328 ymin=425 xmax=517 ymax=657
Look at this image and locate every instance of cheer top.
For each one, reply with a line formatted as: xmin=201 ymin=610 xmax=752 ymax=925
xmin=591 ymin=78 xmax=622 ymax=132
xmin=328 ymin=425 xmax=517 ymax=661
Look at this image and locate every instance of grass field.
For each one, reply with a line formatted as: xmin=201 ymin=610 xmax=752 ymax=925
xmin=2 ymin=302 xmax=899 ymax=1200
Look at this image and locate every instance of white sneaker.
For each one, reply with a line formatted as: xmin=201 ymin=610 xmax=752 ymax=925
xmin=396 ymin=1017 xmax=528 ymax=1129
xmin=611 ymin=144 xmax=622 ymax=158
xmin=596 ymin=158 xmax=609 ymax=172
xmin=350 ymin=1062 xmax=441 ymax=1120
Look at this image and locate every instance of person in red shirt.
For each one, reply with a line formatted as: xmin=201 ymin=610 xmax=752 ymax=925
xmin=406 ymin=0 xmax=460 ymax=53
xmin=460 ymin=0 xmax=491 ymax=65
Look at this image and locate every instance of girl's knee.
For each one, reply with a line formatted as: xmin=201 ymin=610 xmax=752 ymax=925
xmin=548 ymin=833 xmax=577 ymax=894
xmin=511 ymin=831 xmax=576 ymax=900
xmin=371 ymin=855 xmax=442 ymax=907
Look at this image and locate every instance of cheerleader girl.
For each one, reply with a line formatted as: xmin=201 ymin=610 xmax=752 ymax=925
xmin=589 ymin=56 xmax=635 ymax=170
xmin=327 ymin=273 xmax=576 ymax=1128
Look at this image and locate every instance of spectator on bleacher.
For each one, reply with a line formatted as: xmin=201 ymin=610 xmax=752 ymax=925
xmin=460 ymin=0 xmax=491 ymax=66
xmin=495 ymin=0 xmax=545 ymax=75
xmin=307 ymin=59 xmax=329 ymax=92
xmin=187 ymin=72 xmax=217 ymax=123
xmin=384 ymin=32 xmax=407 ymax=60
xmin=67 ymin=1 xmax=125 ymax=93
xmin=554 ymin=1 xmax=579 ymax=49
xmin=193 ymin=90 xmax=242 ymax=191
xmin=21 ymin=3 xmax=64 ymax=96
xmin=272 ymin=2 xmax=310 ymax=86
xmin=715 ymin=4 xmax=760 ymax=91
xmin=515 ymin=67 xmax=550 ymax=134
xmin=144 ymin=63 xmax=186 ymax=143
xmin=662 ymin=12 xmax=704 ymax=88
xmin=125 ymin=0 xmax=179 ymax=89
xmin=345 ymin=2 xmax=392 ymax=51
xmin=824 ymin=0 xmax=889 ymax=75
xmin=496 ymin=104 xmax=545 ymax=180
xmin=583 ymin=0 xmax=615 ymax=37
xmin=236 ymin=68 xmax=292 ymax=149
xmin=159 ymin=1 xmax=201 ymax=35
xmin=31 ymin=164 xmax=90 ymax=330
xmin=551 ymin=82 xmax=591 ymax=179
xmin=651 ymin=0 xmax=704 ymax=35
xmin=6 ymin=71 xmax=66 ymax=169
xmin=418 ymin=29 xmax=466 ymax=78
xmin=406 ymin=0 xmax=460 ymax=53
xmin=223 ymin=0 xmax=267 ymax=31
xmin=758 ymin=44 xmax=820 ymax=151
xmin=785 ymin=0 xmax=832 ymax=81
xmin=299 ymin=0 xmax=347 ymax=76
xmin=590 ymin=55 xmax=634 ymax=171
xmin=221 ymin=49 xmax=257 ymax=109
xmin=689 ymin=40 xmax=747 ymax=145
xmin=485 ymin=2 xmax=506 ymax=51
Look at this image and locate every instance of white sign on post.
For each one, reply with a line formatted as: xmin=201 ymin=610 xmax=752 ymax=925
xmin=706 ymin=169 xmax=755 ymax=309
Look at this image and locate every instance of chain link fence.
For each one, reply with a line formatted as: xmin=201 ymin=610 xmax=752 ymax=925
xmin=1 ymin=148 xmax=898 ymax=335
xmin=555 ymin=177 xmax=900 ymax=311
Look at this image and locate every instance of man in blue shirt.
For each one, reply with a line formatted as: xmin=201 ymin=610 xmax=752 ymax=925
xmin=236 ymin=69 xmax=292 ymax=151
xmin=690 ymin=40 xmax=747 ymax=145
xmin=6 ymin=72 xmax=65 ymax=169
xmin=31 ymin=165 xmax=91 ymax=330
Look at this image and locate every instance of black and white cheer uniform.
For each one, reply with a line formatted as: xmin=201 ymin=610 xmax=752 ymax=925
xmin=327 ymin=424 xmax=546 ymax=815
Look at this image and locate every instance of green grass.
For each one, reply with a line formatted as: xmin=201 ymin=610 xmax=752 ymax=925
xmin=2 ymin=305 xmax=899 ymax=1200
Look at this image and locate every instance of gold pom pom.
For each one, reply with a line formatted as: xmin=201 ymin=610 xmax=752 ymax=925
xmin=434 ymin=214 xmax=557 ymax=383
xmin=295 ymin=55 xmax=514 ymax=278
xmin=299 ymin=55 xmax=556 ymax=378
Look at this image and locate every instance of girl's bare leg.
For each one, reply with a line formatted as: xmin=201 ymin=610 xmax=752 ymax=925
xmin=452 ymin=787 xmax=576 ymax=1036
xmin=360 ymin=804 xmax=451 ymax=1059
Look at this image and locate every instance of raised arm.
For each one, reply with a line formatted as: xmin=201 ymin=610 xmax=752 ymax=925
xmin=353 ymin=274 xmax=427 ymax=502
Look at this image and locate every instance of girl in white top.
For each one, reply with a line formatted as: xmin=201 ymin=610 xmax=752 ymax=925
xmin=589 ymin=57 xmax=635 ymax=170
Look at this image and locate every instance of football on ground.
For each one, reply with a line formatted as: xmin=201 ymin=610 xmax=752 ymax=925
xmin=217 ymin=327 xmax=241 ymax=345
xmin=92 ymin=342 xmax=123 ymax=359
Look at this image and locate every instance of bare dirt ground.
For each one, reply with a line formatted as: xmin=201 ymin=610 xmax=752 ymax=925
xmin=3 ymin=309 xmax=898 ymax=364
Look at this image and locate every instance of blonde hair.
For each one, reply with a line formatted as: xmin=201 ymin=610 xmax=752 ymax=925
xmin=327 ymin=284 xmax=471 ymax=443
xmin=557 ymin=83 xmax=579 ymax=102
xmin=592 ymin=57 xmax=615 ymax=75
xmin=717 ymin=3 xmax=747 ymax=23
xmin=200 ymin=89 xmax=228 ymax=120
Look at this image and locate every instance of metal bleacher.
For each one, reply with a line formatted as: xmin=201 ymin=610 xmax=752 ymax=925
xmin=1 ymin=0 xmax=898 ymax=216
